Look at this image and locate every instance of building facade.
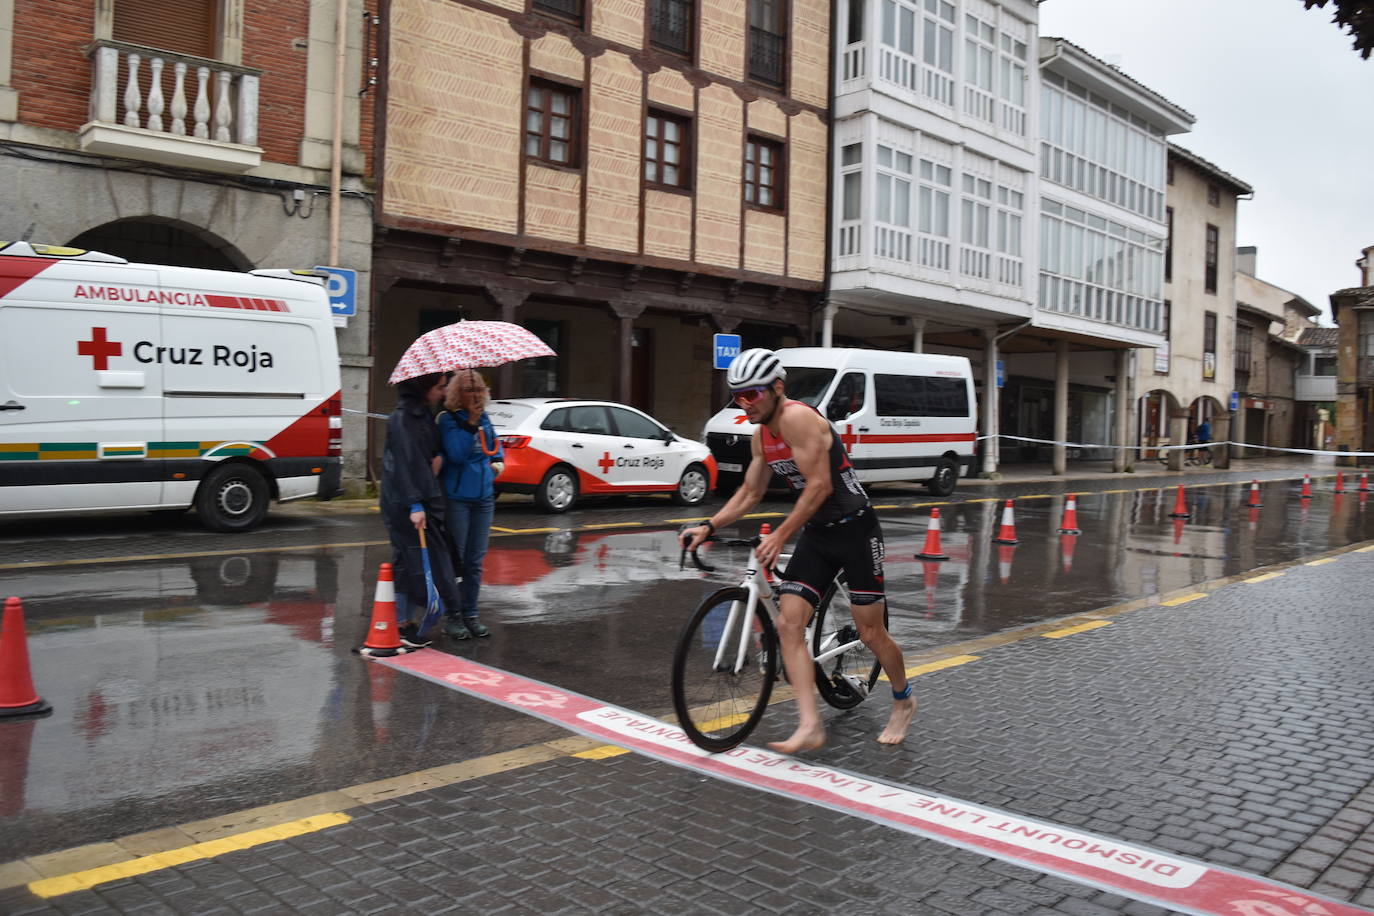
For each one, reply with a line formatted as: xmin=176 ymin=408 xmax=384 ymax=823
xmin=371 ymin=0 xmax=830 ymax=467
xmin=1331 ymin=245 xmax=1374 ymax=461
xmin=0 ymin=0 xmax=377 ymax=485
xmin=1135 ymin=145 xmax=1246 ymax=467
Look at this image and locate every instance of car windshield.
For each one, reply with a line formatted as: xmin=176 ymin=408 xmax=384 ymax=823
xmin=781 ymin=367 xmax=836 ymax=407
xmin=486 ymin=401 xmax=541 ymax=430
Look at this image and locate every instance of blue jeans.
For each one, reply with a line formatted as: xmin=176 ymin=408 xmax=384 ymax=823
xmin=447 ymin=496 xmax=494 ymax=619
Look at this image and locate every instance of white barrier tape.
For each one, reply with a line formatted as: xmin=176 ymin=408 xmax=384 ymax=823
xmin=342 ymin=407 xmax=391 ymax=420
xmin=974 ymin=434 xmax=1374 ymax=459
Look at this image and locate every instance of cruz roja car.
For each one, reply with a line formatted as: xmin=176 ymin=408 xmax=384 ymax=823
xmin=488 ymin=398 xmax=717 ymax=513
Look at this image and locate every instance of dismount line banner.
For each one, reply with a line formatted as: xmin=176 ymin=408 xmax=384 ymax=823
xmin=379 ymin=652 xmax=1367 ymax=916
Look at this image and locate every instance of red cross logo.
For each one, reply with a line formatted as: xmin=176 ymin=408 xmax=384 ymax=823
xmin=77 ymin=327 xmax=123 ymax=370
xmin=733 ymin=414 xmax=751 ymax=425
xmin=597 ymin=451 xmax=615 ymax=475
xmin=839 ymin=424 xmax=859 ymax=454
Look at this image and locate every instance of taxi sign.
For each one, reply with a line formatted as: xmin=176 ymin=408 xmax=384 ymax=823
xmin=713 ymin=333 xmax=741 ymax=370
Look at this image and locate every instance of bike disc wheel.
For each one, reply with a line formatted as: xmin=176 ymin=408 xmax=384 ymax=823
xmin=812 ymin=580 xmax=886 ymax=710
xmin=671 ymin=587 xmax=778 ymax=752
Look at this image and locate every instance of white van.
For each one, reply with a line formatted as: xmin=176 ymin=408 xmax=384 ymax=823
xmin=0 ymin=241 xmax=343 ymax=531
xmin=702 ymin=347 xmax=977 ymax=496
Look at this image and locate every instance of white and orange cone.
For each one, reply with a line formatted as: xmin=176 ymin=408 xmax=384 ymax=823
xmin=916 ymin=508 xmax=950 ymax=560
xmin=993 ymin=499 xmax=1019 ymax=545
xmin=355 ymin=563 xmax=409 ymax=658
xmin=1300 ymin=474 xmax=1312 ymax=499
xmin=1168 ymin=485 xmax=1191 ymax=519
xmin=1335 ymin=471 xmax=1346 ymax=494
xmin=1057 ymin=494 xmax=1081 ymax=535
xmin=1246 ymin=479 xmax=1263 ymax=509
xmin=0 ymin=597 xmax=50 ymax=720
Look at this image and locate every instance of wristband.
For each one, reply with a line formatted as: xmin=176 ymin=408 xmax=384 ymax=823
xmin=703 ymin=519 xmax=716 ymax=535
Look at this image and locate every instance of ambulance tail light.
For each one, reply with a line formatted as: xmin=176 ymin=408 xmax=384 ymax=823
xmin=499 ymin=435 xmax=530 ymax=449
xmin=324 ymin=392 xmax=343 ymax=456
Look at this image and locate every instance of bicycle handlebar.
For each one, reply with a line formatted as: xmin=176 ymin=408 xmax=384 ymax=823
xmin=678 ymin=531 xmax=764 ymax=573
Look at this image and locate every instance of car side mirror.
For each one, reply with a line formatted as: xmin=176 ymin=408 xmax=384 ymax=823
xmin=662 ymin=429 xmax=677 ymax=442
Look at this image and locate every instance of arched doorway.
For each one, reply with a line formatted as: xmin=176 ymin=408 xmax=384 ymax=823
xmin=1188 ymin=396 xmax=1223 ymax=446
xmin=68 ymin=218 xmax=248 ymax=271
xmin=1137 ymin=388 xmax=1182 ymax=461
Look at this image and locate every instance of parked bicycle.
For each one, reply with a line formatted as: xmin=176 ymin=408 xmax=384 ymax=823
xmin=671 ymin=531 xmax=883 ymax=753
xmin=1156 ymin=446 xmax=1213 ymax=467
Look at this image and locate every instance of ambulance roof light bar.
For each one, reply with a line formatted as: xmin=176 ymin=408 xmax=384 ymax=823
xmin=0 ymin=241 xmax=128 ymax=263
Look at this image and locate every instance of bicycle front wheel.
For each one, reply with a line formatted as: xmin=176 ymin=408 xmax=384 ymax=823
xmin=812 ymin=581 xmax=885 ymax=710
xmin=671 ymin=587 xmax=778 ymax=753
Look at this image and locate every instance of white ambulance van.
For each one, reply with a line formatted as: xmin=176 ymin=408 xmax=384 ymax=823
xmin=0 ymin=241 xmax=343 ymax=531
xmin=702 ymin=347 xmax=977 ymax=496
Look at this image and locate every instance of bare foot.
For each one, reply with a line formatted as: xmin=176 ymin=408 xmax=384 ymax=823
xmin=877 ymin=696 xmax=917 ymax=745
xmin=767 ymin=722 xmax=826 ymax=755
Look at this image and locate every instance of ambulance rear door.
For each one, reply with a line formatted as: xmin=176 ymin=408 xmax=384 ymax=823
xmin=0 ymin=260 xmax=165 ymax=513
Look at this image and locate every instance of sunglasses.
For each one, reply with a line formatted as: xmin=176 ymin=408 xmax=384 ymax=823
xmin=731 ymin=386 xmax=770 ymax=406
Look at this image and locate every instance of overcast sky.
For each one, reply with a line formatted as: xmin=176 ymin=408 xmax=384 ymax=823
xmin=1037 ymin=0 xmax=1372 ymax=323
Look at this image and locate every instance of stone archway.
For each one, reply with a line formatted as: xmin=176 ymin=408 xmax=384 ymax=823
xmin=68 ymin=218 xmax=249 ymax=271
xmin=1137 ymin=388 xmax=1183 ymax=461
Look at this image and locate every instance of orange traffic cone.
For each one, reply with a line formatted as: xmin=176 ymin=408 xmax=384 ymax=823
xmin=1247 ymin=479 xmax=1263 ymax=509
xmin=997 ymin=543 xmax=1016 ymax=583
xmin=916 ymin=508 xmax=950 ymax=560
xmin=1247 ymin=505 xmax=1260 ymax=532
xmin=1300 ymin=474 xmax=1312 ymax=499
xmin=0 ymin=597 xmax=51 ymax=719
xmin=354 ymin=563 xmax=409 ymax=658
xmin=993 ymin=499 xmax=1019 ymax=545
xmin=1057 ymin=494 xmax=1081 ymax=535
xmin=1360 ymin=471 xmax=1369 ymax=493
xmin=1060 ymin=533 xmax=1078 ymax=573
xmin=1172 ymin=516 xmax=1186 ymax=552
xmin=1335 ymin=471 xmax=1345 ymax=494
xmin=1168 ymin=485 xmax=1191 ymax=519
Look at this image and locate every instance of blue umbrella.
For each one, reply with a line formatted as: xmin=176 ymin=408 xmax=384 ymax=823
xmin=415 ymin=527 xmax=446 ymax=638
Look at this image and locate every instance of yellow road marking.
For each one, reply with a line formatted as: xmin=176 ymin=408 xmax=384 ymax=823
xmin=1018 ymin=493 xmax=1051 ymax=499
xmin=871 ymin=504 xmax=900 ymax=509
xmin=496 ymin=527 xmax=561 ymax=534
xmin=1098 ymin=488 xmax=1131 ymax=494
xmin=906 ymin=654 xmax=980 ymax=678
xmin=1244 ymin=572 xmax=1284 ymax=583
xmin=1357 ymin=545 xmax=1374 ymax=553
xmin=742 ymin=512 xmax=785 ymax=519
xmin=1160 ymin=593 xmax=1206 ymax=607
xmin=573 ymin=745 xmax=632 ymax=759
xmin=1041 ymin=620 xmax=1112 ymax=639
xmin=28 ymin=813 xmax=351 ymax=898
xmin=1305 ymin=557 xmax=1338 ymax=566
xmin=581 ymin=522 xmax=642 ymax=529
xmin=964 ymin=498 xmax=997 ymax=504
xmin=665 ymin=516 xmax=711 ymax=523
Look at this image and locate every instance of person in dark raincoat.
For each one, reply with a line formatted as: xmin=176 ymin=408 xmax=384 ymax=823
xmin=380 ymin=371 xmax=462 ymax=646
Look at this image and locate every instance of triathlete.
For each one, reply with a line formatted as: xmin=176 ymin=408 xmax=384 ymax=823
xmin=680 ymin=348 xmax=915 ymax=752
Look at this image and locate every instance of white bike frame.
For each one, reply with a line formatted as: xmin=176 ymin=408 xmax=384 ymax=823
xmin=711 ymin=547 xmax=864 ymax=679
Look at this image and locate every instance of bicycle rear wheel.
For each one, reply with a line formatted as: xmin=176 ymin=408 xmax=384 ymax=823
xmin=811 ymin=580 xmax=885 ymax=710
xmin=671 ymin=587 xmax=778 ymax=752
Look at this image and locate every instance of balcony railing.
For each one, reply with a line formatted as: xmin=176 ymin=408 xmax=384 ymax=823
xmin=748 ymin=27 xmax=784 ymax=86
xmin=81 ymin=40 xmax=261 ymax=173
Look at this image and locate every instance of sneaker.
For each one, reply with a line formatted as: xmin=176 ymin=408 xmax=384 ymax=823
xmin=444 ymin=617 xmax=472 ymax=640
xmin=463 ymin=618 xmax=491 ymax=638
xmin=397 ymin=622 xmax=431 ymax=649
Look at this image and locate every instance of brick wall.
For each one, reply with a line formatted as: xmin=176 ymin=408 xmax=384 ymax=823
xmin=11 ymin=0 xmax=95 ymax=132
xmin=242 ymin=0 xmax=309 ymax=166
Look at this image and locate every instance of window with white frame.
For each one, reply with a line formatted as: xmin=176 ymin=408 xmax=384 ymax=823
xmin=1039 ymin=72 xmax=1166 ymax=222
xmin=837 ymin=142 xmax=863 ymax=257
xmin=881 ymin=0 xmax=917 ymax=56
xmin=874 ymin=144 xmax=913 ymax=260
xmin=959 ymin=172 xmax=992 ymax=280
xmin=917 ymin=157 xmax=951 ymax=269
xmin=963 ymin=13 xmax=995 ymax=122
xmin=996 ymin=26 xmax=1027 ymax=134
xmin=877 ymin=0 xmax=919 ymax=91
xmin=1038 ymin=197 xmax=1164 ymax=332
xmin=995 ymin=185 xmax=1023 ymax=286
xmin=921 ymin=0 xmax=955 ymax=104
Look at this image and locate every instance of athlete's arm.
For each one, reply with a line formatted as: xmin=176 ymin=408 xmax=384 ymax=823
xmin=755 ymin=407 xmax=832 ymax=569
xmin=680 ymin=431 xmax=769 ymax=550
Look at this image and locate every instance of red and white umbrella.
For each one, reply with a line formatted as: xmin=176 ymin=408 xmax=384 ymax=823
xmin=388 ymin=320 xmax=556 ymax=384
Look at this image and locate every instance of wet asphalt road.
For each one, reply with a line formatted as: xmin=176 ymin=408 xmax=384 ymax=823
xmin=2 ymin=465 xmax=1373 ymax=865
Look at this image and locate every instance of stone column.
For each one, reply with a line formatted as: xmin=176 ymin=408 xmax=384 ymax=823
xmin=820 ymin=301 xmax=838 ymax=348
xmin=1213 ymin=412 xmax=1232 ymax=469
xmin=483 ymin=287 xmax=529 ymax=396
xmin=609 ymin=300 xmax=646 ymax=404
xmin=1112 ymin=348 xmax=1130 ymax=472
xmin=1167 ymin=409 xmax=1188 ymax=471
xmin=981 ymin=328 xmax=999 ymax=477
xmin=1053 ymin=339 xmax=1069 ymax=475
xmin=912 ymin=318 xmax=925 ymax=353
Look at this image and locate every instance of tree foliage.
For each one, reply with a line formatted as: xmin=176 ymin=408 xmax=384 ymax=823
xmin=1303 ymin=0 xmax=1374 ymax=59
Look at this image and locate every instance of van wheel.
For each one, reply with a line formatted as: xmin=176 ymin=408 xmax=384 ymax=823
xmin=534 ymin=465 xmax=578 ymax=513
xmin=673 ymin=464 xmax=710 ymax=506
xmin=196 ymin=463 xmax=270 ymax=532
xmin=926 ymin=457 xmax=959 ymax=497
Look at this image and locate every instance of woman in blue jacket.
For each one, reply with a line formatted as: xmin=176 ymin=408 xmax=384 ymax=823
xmin=437 ymin=368 xmax=505 ymax=639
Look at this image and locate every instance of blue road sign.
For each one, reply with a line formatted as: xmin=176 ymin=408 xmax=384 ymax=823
xmin=996 ymin=359 xmax=1005 ymax=388
xmin=315 ymin=266 xmax=357 ymax=317
xmin=1229 ymin=391 xmax=1239 ymax=411
xmin=714 ymin=333 xmax=742 ymax=370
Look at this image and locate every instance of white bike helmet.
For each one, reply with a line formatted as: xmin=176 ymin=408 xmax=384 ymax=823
xmin=726 ymin=348 xmax=786 ymax=390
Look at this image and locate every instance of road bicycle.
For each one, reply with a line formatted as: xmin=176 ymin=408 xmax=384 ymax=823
xmin=670 ymin=531 xmax=884 ymax=753
xmin=1156 ymin=446 xmax=1213 ymax=467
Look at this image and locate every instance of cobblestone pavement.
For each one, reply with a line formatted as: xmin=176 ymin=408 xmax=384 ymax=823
xmin=2 ymin=543 xmax=1373 ymax=914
